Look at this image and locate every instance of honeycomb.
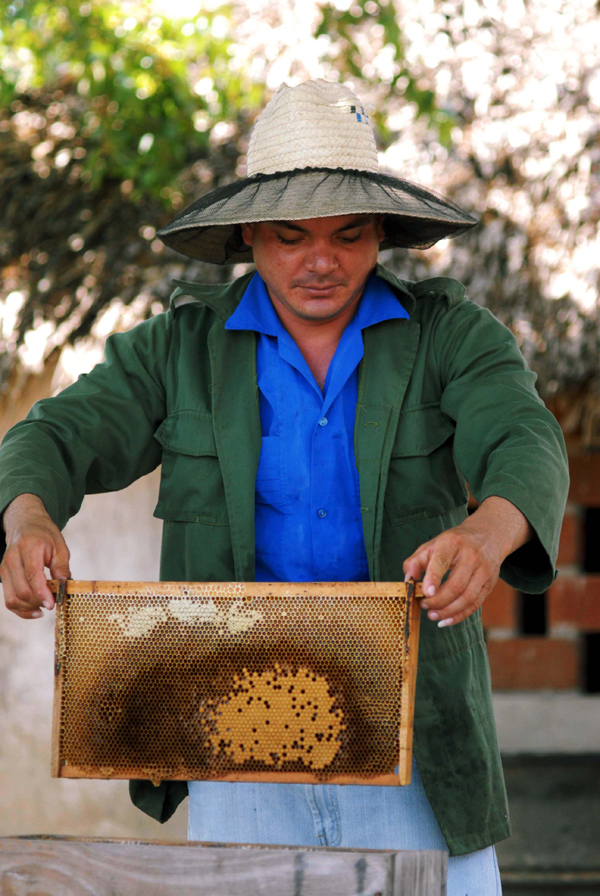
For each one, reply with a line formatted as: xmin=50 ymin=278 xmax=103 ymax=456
xmin=50 ymin=581 xmax=421 ymax=786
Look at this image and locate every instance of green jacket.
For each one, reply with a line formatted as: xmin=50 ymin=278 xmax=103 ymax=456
xmin=0 ymin=264 xmax=568 ymax=856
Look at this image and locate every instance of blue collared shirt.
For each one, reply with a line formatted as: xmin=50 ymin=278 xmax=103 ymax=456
xmin=225 ymin=270 xmax=409 ymax=582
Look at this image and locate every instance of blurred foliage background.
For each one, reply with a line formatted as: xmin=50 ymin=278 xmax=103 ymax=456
xmin=1 ymin=0 xmax=599 ymax=438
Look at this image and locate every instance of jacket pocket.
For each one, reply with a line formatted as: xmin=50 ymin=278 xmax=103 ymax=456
xmin=384 ymin=404 xmax=467 ymax=525
xmin=153 ymin=410 xmax=228 ymax=525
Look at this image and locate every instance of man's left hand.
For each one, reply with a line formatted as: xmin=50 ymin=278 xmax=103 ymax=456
xmin=403 ymin=496 xmax=534 ymax=628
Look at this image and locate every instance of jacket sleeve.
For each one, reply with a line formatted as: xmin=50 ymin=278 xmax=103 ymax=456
xmin=432 ymin=291 xmax=569 ymax=592
xmin=0 ymin=311 xmax=171 ymax=556
xmin=129 ymin=779 xmax=188 ymax=824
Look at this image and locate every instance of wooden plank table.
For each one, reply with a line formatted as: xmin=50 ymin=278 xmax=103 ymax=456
xmin=0 ymin=836 xmax=447 ymax=895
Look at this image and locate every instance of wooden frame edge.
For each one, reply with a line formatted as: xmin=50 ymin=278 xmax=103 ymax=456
xmin=51 ymin=579 xmax=68 ymax=778
xmin=398 ymin=581 xmax=422 ymax=785
xmin=46 ymin=579 xmax=414 ymax=599
xmin=48 ymin=579 xmax=421 ymax=787
xmin=58 ymin=767 xmax=400 ymax=786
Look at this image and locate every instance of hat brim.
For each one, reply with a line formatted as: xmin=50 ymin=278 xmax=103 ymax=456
xmin=157 ymin=168 xmax=478 ymax=264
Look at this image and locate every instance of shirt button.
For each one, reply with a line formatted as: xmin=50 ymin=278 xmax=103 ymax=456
xmin=318 ymin=417 xmax=328 ymax=427
xmin=317 ymin=509 xmax=327 ymax=518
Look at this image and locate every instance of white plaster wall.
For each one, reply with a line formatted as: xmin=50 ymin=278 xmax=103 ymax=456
xmin=493 ymin=692 xmax=600 ymax=754
xmin=0 ymin=470 xmax=187 ymax=840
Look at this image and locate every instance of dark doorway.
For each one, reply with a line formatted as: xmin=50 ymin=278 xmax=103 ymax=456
xmin=518 ymin=591 xmax=547 ymax=636
xmin=583 ymin=508 xmax=600 ymax=572
xmin=583 ymin=633 xmax=600 ymax=694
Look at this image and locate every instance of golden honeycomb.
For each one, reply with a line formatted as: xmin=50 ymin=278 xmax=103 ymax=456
xmin=50 ymin=581 xmax=420 ymax=786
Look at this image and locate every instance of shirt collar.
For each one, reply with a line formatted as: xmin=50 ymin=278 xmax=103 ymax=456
xmin=225 ymin=272 xmax=281 ymax=336
xmin=225 ymin=268 xmax=409 ymax=335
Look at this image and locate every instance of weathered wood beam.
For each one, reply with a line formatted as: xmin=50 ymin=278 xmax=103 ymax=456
xmin=0 ymin=836 xmax=447 ymax=896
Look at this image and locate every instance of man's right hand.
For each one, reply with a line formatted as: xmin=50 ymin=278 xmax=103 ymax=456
xmin=0 ymin=494 xmax=71 ymax=620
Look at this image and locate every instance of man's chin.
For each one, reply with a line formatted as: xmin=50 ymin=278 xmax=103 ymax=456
xmin=268 ymin=282 xmax=363 ymax=323
xmin=292 ymin=300 xmax=350 ymax=321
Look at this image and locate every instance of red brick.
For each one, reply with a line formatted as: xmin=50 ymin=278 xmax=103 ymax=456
xmin=487 ymin=638 xmax=580 ymax=690
xmin=548 ymin=576 xmax=600 ymax=630
xmin=481 ymin=579 xmax=517 ymax=629
xmin=557 ymin=510 xmax=581 ymax=566
xmin=568 ymin=450 xmax=600 ymax=505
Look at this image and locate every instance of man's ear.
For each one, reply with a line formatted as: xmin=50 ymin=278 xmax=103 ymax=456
xmin=374 ymin=214 xmax=386 ymax=243
xmin=241 ymin=222 xmax=255 ymax=247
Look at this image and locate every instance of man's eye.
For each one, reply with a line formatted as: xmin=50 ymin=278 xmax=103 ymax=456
xmin=276 ymin=234 xmax=300 ymax=245
xmin=340 ymin=233 xmax=362 ymax=243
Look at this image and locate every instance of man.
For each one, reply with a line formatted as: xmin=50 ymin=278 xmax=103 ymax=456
xmin=0 ymin=80 xmax=568 ymax=894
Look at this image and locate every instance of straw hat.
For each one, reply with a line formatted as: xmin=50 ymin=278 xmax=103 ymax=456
xmin=157 ymin=79 xmax=477 ymax=264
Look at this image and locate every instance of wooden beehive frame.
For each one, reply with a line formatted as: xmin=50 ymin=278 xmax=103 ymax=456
xmin=50 ymin=580 xmax=422 ymax=786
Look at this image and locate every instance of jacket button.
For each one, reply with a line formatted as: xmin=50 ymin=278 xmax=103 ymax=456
xmin=317 ymin=509 xmax=327 ymax=518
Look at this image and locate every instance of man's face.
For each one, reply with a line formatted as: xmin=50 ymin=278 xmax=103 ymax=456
xmin=241 ymin=214 xmax=385 ymax=325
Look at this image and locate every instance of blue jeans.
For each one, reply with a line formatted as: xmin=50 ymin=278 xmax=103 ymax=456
xmin=188 ymin=759 xmax=502 ymax=895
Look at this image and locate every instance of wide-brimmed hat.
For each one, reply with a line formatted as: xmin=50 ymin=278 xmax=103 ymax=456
xmin=157 ymin=79 xmax=478 ymax=264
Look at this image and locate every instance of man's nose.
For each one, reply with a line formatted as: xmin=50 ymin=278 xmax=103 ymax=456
xmin=304 ymin=242 xmax=339 ymax=274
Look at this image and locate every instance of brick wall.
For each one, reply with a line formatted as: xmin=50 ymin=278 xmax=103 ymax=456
xmin=481 ymin=447 xmax=600 ymax=692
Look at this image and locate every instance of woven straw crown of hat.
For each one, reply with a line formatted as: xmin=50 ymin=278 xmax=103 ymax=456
xmin=157 ymin=79 xmax=478 ymax=264
xmin=246 ymin=80 xmax=379 ymax=176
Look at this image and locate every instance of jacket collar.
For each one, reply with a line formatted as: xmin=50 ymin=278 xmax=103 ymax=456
xmin=374 ymin=263 xmax=416 ymax=315
xmin=169 ymin=270 xmax=255 ymax=318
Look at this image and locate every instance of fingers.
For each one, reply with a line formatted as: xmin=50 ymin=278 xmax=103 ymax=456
xmin=2 ymin=546 xmax=38 ymax=606
xmin=403 ymin=534 xmax=462 ymax=599
xmin=1 ymin=533 xmax=70 ymax=619
xmin=403 ymin=537 xmax=438 ymax=585
xmin=438 ymin=569 xmax=494 ymax=626
xmin=404 ymin=527 xmax=500 ymax=628
xmin=1 ymin=502 xmax=71 ymax=620
xmin=0 ymin=552 xmax=43 ymax=618
xmin=21 ymin=538 xmax=55 ymax=609
xmin=422 ymin=539 xmax=462 ymax=601
xmin=426 ymin=567 xmax=493 ymax=627
xmin=13 ymin=608 xmax=44 ymax=620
